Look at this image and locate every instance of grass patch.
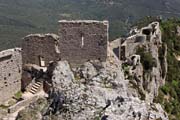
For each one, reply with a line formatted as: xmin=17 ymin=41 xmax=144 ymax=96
xmin=153 ymin=18 xmax=180 ymax=120
xmin=14 ymin=91 xmax=22 ymax=100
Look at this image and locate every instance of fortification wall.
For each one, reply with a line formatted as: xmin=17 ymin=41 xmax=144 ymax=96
xmin=58 ymin=20 xmax=108 ymax=66
xmin=22 ymin=34 xmax=61 ymax=67
xmin=0 ymin=48 xmax=22 ymax=104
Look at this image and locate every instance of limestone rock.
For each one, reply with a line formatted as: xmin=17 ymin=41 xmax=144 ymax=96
xmin=22 ymin=60 xmax=167 ymax=120
xmin=76 ymin=62 xmax=98 ymax=80
xmin=50 ymin=61 xmax=75 ymax=90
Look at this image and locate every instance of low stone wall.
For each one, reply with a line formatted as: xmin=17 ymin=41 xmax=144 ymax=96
xmin=8 ymin=95 xmax=39 ymax=113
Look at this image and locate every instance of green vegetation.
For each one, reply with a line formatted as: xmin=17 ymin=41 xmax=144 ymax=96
xmin=14 ymin=91 xmax=22 ymax=100
xmin=134 ymin=19 xmax=180 ymax=118
xmin=136 ymin=46 xmax=156 ymax=71
xmin=153 ymin=18 xmax=180 ymax=120
xmin=1 ymin=0 xmax=180 ymax=50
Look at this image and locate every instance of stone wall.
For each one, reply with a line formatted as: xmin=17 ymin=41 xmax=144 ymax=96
xmin=58 ymin=20 xmax=108 ymax=66
xmin=22 ymin=34 xmax=61 ymax=67
xmin=0 ymin=48 xmax=22 ymax=104
xmin=8 ymin=95 xmax=39 ymax=113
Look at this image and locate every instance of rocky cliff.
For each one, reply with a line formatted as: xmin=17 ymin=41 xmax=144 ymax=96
xmin=17 ymin=63 xmax=168 ymax=120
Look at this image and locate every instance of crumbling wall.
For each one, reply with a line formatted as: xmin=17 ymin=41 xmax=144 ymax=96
xmin=120 ymin=22 xmax=167 ymax=102
xmin=58 ymin=20 xmax=108 ymax=66
xmin=22 ymin=34 xmax=61 ymax=67
xmin=0 ymin=48 xmax=22 ymax=104
xmin=124 ymin=34 xmax=146 ymax=58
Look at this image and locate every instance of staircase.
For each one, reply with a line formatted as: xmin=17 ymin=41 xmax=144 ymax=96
xmin=29 ymin=81 xmax=42 ymax=94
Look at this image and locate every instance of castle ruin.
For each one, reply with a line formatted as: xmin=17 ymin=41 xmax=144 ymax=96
xmin=111 ymin=22 xmax=161 ymax=60
xmin=0 ymin=20 xmax=109 ymax=105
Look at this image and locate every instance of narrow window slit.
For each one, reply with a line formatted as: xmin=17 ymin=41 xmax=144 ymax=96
xmin=81 ymin=33 xmax=84 ymax=48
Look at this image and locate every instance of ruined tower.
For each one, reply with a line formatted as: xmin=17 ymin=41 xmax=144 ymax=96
xmin=58 ymin=20 xmax=108 ymax=66
xmin=22 ymin=34 xmax=61 ymax=67
xmin=0 ymin=48 xmax=22 ymax=104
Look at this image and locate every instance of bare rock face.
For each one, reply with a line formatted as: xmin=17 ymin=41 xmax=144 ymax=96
xmin=26 ymin=60 xmax=167 ymax=120
xmin=75 ymin=62 xmax=98 ymax=80
xmin=50 ymin=61 xmax=75 ymax=90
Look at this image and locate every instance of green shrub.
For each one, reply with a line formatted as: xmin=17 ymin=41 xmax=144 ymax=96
xmin=136 ymin=46 xmax=155 ymax=71
xmin=158 ymin=18 xmax=180 ymax=120
xmin=14 ymin=91 xmax=22 ymax=100
xmin=161 ymin=85 xmax=170 ymax=95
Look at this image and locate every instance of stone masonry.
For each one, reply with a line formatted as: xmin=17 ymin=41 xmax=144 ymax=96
xmin=0 ymin=48 xmax=22 ymax=104
xmin=22 ymin=34 xmax=61 ymax=67
xmin=58 ymin=20 xmax=108 ymax=66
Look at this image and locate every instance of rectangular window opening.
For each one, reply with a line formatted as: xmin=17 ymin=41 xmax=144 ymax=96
xmin=81 ymin=34 xmax=84 ymax=48
xmin=39 ymin=56 xmax=45 ymax=67
xmin=0 ymin=55 xmax=12 ymax=62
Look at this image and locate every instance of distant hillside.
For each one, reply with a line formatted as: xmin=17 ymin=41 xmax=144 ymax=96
xmin=1 ymin=0 xmax=180 ymax=50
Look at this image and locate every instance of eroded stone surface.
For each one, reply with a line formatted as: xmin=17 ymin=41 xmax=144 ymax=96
xmin=58 ymin=20 xmax=108 ymax=66
xmin=22 ymin=33 xmax=61 ymax=67
xmin=17 ymin=60 xmax=168 ymax=120
xmin=0 ymin=48 xmax=22 ymax=104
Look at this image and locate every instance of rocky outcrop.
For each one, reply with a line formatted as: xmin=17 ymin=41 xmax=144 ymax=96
xmin=16 ymin=59 xmax=168 ymax=120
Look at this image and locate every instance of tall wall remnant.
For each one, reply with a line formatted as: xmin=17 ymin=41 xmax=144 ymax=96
xmin=22 ymin=34 xmax=61 ymax=67
xmin=0 ymin=48 xmax=22 ymax=104
xmin=58 ymin=20 xmax=108 ymax=65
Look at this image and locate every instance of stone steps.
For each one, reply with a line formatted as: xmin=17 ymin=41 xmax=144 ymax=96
xmin=29 ymin=81 xmax=42 ymax=94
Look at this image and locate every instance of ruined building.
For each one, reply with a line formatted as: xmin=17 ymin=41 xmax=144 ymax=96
xmin=58 ymin=20 xmax=108 ymax=65
xmin=22 ymin=34 xmax=60 ymax=67
xmin=0 ymin=20 xmax=109 ymax=104
xmin=22 ymin=20 xmax=108 ymax=67
xmin=0 ymin=48 xmax=22 ymax=104
xmin=112 ymin=22 xmax=161 ymax=60
xmin=111 ymin=22 xmax=167 ymax=102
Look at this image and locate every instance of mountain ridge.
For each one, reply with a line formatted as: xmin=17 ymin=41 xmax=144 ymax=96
xmin=1 ymin=0 xmax=180 ymax=50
